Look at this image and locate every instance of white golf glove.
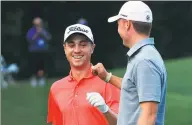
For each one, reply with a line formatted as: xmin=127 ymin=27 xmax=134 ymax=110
xmin=86 ymin=92 xmax=109 ymax=113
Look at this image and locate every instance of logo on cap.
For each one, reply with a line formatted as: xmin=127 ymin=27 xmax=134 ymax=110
xmin=146 ymin=15 xmax=150 ymax=21
xmin=120 ymin=14 xmax=128 ymax=18
xmin=68 ymin=26 xmax=88 ymax=34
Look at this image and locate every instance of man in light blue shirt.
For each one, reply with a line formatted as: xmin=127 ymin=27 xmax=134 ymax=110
xmin=92 ymin=1 xmax=167 ymax=125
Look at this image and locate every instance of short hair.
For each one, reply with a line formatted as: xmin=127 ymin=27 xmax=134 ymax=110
xmin=33 ymin=17 xmax=42 ymax=24
xmin=64 ymin=33 xmax=92 ymax=44
xmin=132 ymin=21 xmax=152 ymax=36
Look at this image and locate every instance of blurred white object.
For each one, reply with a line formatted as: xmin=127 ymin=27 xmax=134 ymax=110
xmin=1 ymin=80 xmax=8 ymax=89
xmin=77 ymin=17 xmax=88 ymax=25
xmin=39 ymin=77 xmax=45 ymax=87
xmin=7 ymin=63 xmax=19 ymax=73
xmin=1 ymin=55 xmax=19 ymax=89
xmin=31 ymin=76 xmax=37 ymax=88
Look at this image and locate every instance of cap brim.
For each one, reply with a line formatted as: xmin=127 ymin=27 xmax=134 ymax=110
xmin=108 ymin=15 xmax=120 ymax=23
xmin=64 ymin=31 xmax=94 ymax=43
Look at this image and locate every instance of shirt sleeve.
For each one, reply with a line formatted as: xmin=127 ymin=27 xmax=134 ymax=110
xmin=135 ymin=59 xmax=162 ymax=103
xmin=26 ymin=28 xmax=35 ymax=42
xmin=47 ymin=90 xmax=63 ymax=125
xmin=47 ymin=86 xmax=63 ymax=125
xmin=47 ymin=90 xmax=56 ymax=123
xmin=41 ymin=29 xmax=52 ymax=41
xmin=103 ymin=83 xmax=120 ymax=114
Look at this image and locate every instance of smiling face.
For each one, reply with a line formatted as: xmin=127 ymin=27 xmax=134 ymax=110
xmin=63 ymin=33 xmax=95 ymax=69
xmin=117 ymin=19 xmax=131 ymax=47
xmin=33 ymin=17 xmax=42 ymax=28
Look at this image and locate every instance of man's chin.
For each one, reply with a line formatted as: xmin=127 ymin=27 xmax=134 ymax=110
xmin=71 ymin=63 xmax=84 ymax=69
xmin=123 ymin=40 xmax=129 ymax=48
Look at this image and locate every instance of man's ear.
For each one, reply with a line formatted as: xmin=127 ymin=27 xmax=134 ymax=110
xmin=63 ymin=41 xmax=67 ymax=47
xmin=91 ymin=44 xmax=96 ymax=54
xmin=63 ymin=43 xmax=66 ymax=54
xmin=125 ymin=20 xmax=131 ymax=31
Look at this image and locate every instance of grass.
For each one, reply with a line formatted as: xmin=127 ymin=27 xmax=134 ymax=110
xmin=1 ymin=57 xmax=192 ymax=125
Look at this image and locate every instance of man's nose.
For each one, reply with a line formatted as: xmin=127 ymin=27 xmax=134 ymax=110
xmin=74 ymin=45 xmax=81 ymax=53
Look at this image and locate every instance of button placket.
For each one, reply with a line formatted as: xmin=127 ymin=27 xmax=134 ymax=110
xmin=74 ymin=81 xmax=80 ymax=97
xmin=74 ymin=81 xmax=81 ymax=107
xmin=74 ymin=86 xmax=78 ymax=97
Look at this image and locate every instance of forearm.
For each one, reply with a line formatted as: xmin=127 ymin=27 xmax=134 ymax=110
xmin=109 ymin=75 xmax=122 ymax=89
xmin=40 ymin=31 xmax=51 ymax=41
xmin=137 ymin=112 xmax=157 ymax=125
xmin=46 ymin=33 xmax=52 ymax=40
xmin=32 ymin=33 xmax=39 ymax=40
xmin=42 ymin=34 xmax=51 ymax=40
xmin=104 ymin=109 xmax=118 ymax=125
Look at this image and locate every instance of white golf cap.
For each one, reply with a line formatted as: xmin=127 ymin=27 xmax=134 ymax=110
xmin=64 ymin=24 xmax=94 ymax=43
xmin=108 ymin=1 xmax=153 ymax=23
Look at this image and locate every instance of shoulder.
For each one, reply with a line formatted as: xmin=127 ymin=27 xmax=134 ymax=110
xmin=94 ymin=76 xmax=120 ymax=91
xmin=135 ymin=59 xmax=155 ymax=68
xmin=88 ymin=76 xmax=109 ymax=92
xmin=133 ymin=59 xmax=163 ymax=78
xmin=27 ymin=27 xmax=36 ymax=34
xmin=137 ymin=45 xmax=158 ymax=59
xmin=93 ymin=76 xmax=107 ymax=85
xmin=50 ymin=76 xmax=69 ymax=92
xmin=28 ymin=27 xmax=35 ymax=32
xmin=138 ymin=45 xmax=163 ymax=63
xmin=134 ymin=46 xmax=165 ymax=72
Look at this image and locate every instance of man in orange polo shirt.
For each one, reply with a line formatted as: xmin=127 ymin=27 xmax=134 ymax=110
xmin=47 ymin=24 xmax=120 ymax=125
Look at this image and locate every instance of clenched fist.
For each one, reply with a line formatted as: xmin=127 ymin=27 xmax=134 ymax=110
xmin=91 ymin=63 xmax=112 ymax=82
xmin=86 ymin=92 xmax=109 ymax=113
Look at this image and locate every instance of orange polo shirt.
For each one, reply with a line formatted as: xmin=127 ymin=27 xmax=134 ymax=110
xmin=47 ymin=68 xmax=120 ymax=125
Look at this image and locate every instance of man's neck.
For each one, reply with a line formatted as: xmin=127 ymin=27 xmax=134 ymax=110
xmin=70 ymin=63 xmax=92 ymax=82
xmin=127 ymin=34 xmax=149 ymax=48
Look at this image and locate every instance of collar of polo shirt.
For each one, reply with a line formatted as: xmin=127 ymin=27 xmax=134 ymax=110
xmin=127 ymin=38 xmax=154 ymax=57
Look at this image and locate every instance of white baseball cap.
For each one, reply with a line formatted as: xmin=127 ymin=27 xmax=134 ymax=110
xmin=108 ymin=1 xmax=153 ymax=23
xmin=64 ymin=24 xmax=94 ymax=43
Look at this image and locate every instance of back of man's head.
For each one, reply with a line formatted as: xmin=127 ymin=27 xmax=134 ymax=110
xmin=108 ymin=1 xmax=153 ymax=36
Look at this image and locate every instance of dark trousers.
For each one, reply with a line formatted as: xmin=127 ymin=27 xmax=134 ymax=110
xmin=28 ymin=52 xmax=48 ymax=76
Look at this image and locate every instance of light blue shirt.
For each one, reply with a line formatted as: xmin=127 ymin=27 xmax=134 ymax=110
xmin=117 ymin=38 xmax=167 ymax=125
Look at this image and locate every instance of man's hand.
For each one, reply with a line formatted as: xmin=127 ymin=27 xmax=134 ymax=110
xmin=91 ymin=63 xmax=110 ymax=81
xmin=37 ymin=27 xmax=43 ymax=33
xmin=92 ymin=63 xmax=122 ymax=89
xmin=86 ymin=92 xmax=109 ymax=113
xmin=32 ymin=28 xmax=42 ymax=40
xmin=87 ymin=92 xmax=118 ymax=125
